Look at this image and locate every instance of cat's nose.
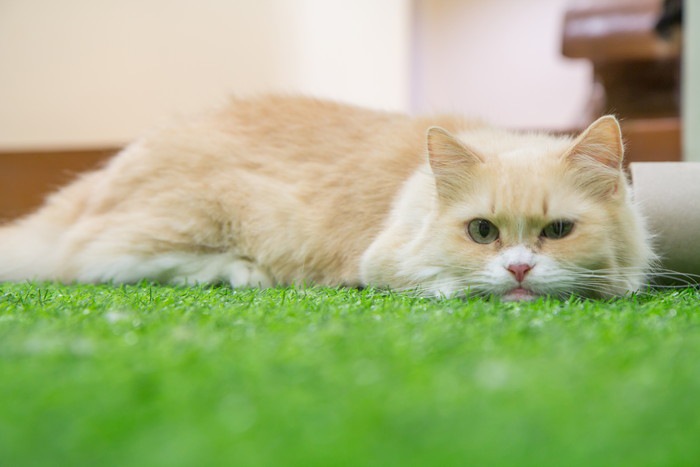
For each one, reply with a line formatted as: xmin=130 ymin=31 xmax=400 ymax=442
xmin=507 ymin=263 xmax=532 ymax=282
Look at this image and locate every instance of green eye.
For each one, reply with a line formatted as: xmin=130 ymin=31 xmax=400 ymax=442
xmin=541 ymin=220 xmax=574 ymax=239
xmin=467 ymin=219 xmax=499 ymax=244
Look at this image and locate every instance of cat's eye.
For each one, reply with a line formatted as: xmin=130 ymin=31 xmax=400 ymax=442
xmin=467 ymin=219 xmax=499 ymax=244
xmin=541 ymin=220 xmax=574 ymax=239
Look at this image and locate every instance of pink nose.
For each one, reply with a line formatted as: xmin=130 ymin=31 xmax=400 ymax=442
xmin=507 ymin=263 xmax=532 ymax=282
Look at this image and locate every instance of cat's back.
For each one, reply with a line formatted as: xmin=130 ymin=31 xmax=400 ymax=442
xmin=208 ymin=95 xmax=448 ymax=172
xmin=111 ymin=96 xmax=438 ymax=188
xmin=125 ymin=94 xmax=469 ymax=226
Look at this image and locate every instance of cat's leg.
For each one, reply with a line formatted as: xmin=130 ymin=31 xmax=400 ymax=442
xmin=49 ymin=217 xmax=274 ymax=288
xmin=93 ymin=252 xmax=274 ymax=287
xmin=228 ymin=258 xmax=274 ymax=288
xmin=65 ymin=250 xmax=275 ymax=288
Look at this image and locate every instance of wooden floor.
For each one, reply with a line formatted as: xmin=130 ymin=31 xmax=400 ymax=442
xmin=621 ymin=117 xmax=682 ymax=163
xmin=0 ymin=148 xmax=118 ymax=222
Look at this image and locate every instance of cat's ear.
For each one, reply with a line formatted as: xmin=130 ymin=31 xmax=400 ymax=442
xmin=427 ymin=127 xmax=483 ymax=200
xmin=563 ymin=115 xmax=625 ymax=198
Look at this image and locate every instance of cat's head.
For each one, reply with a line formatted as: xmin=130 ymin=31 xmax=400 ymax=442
xmin=418 ymin=116 xmax=654 ymax=300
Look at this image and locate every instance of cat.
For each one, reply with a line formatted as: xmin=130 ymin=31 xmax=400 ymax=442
xmin=0 ymin=96 xmax=654 ymax=300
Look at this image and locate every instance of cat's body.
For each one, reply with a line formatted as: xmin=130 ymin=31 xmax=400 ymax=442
xmin=0 ymin=96 xmax=654 ymax=299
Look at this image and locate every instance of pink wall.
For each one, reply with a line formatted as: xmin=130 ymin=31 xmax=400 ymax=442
xmin=411 ymin=0 xmax=592 ymax=130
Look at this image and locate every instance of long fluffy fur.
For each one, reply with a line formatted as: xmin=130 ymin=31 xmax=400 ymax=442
xmin=0 ymin=96 xmax=654 ymax=298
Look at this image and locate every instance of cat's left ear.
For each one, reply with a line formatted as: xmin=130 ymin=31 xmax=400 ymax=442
xmin=563 ymin=115 xmax=625 ymax=198
xmin=427 ymin=127 xmax=483 ymax=201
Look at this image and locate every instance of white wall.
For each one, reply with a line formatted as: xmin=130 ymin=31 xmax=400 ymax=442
xmin=411 ymin=0 xmax=592 ymax=130
xmin=293 ymin=2 xmax=411 ymax=112
xmin=0 ymin=0 xmax=588 ymax=149
xmin=0 ymin=0 xmax=410 ymax=149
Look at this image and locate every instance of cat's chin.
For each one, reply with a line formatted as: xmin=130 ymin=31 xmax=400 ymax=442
xmin=501 ymin=287 xmax=539 ymax=302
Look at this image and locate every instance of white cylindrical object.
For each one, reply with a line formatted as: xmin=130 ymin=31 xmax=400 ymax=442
xmin=630 ymin=162 xmax=700 ymax=282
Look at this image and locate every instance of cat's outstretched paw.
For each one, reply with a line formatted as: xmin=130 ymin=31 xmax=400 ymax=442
xmin=230 ymin=259 xmax=273 ymax=288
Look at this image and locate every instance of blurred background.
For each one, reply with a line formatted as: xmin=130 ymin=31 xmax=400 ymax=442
xmin=0 ymin=0 xmax=695 ymax=219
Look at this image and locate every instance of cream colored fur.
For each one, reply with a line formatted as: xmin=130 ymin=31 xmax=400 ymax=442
xmin=0 ymin=96 xmax=654 ymax=299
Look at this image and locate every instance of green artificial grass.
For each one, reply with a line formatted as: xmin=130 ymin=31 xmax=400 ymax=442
xmin=1 ymin=283 xmax=699 ymax=466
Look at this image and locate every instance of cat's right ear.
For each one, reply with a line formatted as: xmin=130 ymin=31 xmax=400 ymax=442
xmin=563 ymin=115 xmax=625 ymax=199
xmin=427 ymin=127 xmax=483 ymax=200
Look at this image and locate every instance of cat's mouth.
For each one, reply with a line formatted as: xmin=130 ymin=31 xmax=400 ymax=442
xmin=502 ymin=287 xmax=539 ymax=302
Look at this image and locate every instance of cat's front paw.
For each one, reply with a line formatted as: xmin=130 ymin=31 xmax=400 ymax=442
xmin=230 ymin=259 xmax=273 ymax=288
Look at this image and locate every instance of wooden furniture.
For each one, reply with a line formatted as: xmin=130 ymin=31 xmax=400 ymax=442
xmin=562 ymin=0 xmax=682 ymax=162
xmin=0 ymin=148 xmax=116 ymax=222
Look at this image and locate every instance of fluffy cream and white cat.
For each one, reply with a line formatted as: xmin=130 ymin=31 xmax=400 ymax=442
xmin=0 ymin=96 xmax=654 ymax=300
